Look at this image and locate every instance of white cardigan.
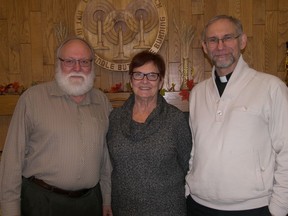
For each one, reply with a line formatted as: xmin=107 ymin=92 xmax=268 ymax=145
xmin=185 ymin=55 xmax=288 ymax=216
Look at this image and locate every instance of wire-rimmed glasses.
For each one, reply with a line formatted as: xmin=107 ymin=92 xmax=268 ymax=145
xmin=204 ymin=34 xmax=241 ymax=48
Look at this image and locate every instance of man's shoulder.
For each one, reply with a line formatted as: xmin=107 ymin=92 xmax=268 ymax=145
xmin=90 ymin=88 xmax=109 ymax=100
xmin=89 ymin=88 xmax=112 ymax=110
xmin=21 ymin=81 xmax=53 ymax=98
xmin=254 ymin=70 xmax=285 ymax=87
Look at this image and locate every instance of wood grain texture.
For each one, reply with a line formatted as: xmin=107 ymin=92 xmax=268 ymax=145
xmin=30 ymin=12 xmax=44 ymax=82
xmin=279 ymin=0 xmax=288 ymax=10
xmin=0 ymin=0 xmax=286 ymax=87
xmin=19 ymin=0 xmax=31 ymax=44
xmin=265 ymin=12 xmax=278 ymax=75
xmin=242 ymin=36 xmax=253 ymax=69
xmin=192 ymin=48 xmax=205 ymax=83
xmin=216 ymin=0 xmax=229 ymax=15
xmin=42 ymin=0 xmax=56 ymax=65
xmin=240 ymin=0 xmax=253 ymax=37
xmin=229 ymin=0 xmax=241 ymax=19
xmin=0 ymin=0 xmax=7 ymax=19
xmin=20 ymin=44 xmax=32 ymax=87
xmin=192 ymin=0 xmax=203 ymax=15
xmin=0 ymin=20 xmax=9 ymax=81
xmin=252 ymin=26 xmax=265 ymax=72
xmin=29 ymin=0 xmax=41 ymax=11
xmin=266 ymin=0 xmax=278 ymax=11
xmin=168 ymin=0 xmax=181 ymax=62
xmin=8 ymin=0 xmax=21 ymax=76
xmin=253 ymin=0 xmax=265 ymax=24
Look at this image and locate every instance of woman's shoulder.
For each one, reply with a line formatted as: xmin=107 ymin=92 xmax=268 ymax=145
xmin=109 ymin=105 xmax=127 ymax=119
xmin=163 ymin=102 xmax=187 ymax=120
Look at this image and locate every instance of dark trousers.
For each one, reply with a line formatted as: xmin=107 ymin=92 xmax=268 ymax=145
xmin=21 ymin=177 xmax=103 ymax=216
xmin=186 ymin=195 xmax=271 ymax=216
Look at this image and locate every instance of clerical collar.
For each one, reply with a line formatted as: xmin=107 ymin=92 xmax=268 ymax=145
xmin=215 ymin=71 xmax=233 ymax=83
xmin=215 ymin=71 xmax=233 ymax=97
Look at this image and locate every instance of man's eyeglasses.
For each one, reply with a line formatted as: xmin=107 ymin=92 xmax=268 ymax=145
xmin=130 ymin=72 xmax=160 ymax=81
xmin=58 ymin=58 xmax=93 ymax=67
xmin=205 ymin=34 xmax=241 ymax=48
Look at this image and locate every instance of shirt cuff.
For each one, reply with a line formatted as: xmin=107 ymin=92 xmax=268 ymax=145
xmin=102 ymin=193 xmax=111 ymax=206
xmin=0 ymin=200 xmax=21 ymax=216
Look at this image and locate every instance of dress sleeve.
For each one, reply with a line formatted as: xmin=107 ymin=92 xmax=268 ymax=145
xmin=175 ymin=111 xmax=192 ymax=174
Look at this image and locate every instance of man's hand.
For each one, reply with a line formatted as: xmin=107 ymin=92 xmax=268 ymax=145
xmin=102 ymin=205 xmax=113 ymax=216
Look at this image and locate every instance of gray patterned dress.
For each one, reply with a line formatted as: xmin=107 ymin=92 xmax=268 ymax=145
xmin=107 ymin=94 xmax=192 ymax=216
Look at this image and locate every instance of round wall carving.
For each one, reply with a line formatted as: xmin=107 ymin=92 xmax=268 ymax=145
xmin=75 ymin=0 xmax=168 ymax=71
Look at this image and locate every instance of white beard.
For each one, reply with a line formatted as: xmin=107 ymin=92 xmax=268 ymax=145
xmin=55 ymin=65 xmax=95 ymax=96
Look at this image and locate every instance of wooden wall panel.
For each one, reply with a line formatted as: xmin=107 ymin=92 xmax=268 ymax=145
xmin=253 ymin=0 xmax=266 ymax=24
xmin=19 ymin=0 xmax=31 ymax=43
xmin=191 ymin=0 xmax=203 ymax=15
xmin=0 ymin=0 xmax=286 ymax=87
xmin=216 ymin=0 xmax=230 ymax=15
xmin=63 ymin=0 xmax=79 ymax=32
xmin=203 ymin=53 xmax=212 ymax=73
xmin=29 ymin=0 xmax=41 ymax=11
xmin=30 ymin=12 xmax=44 ymax=82
xmin=279 ymin=0 xmax=288 ymax=10
xmin=192 ymin=48 xmax=205 ymax=83
xmin=43 ymin=65 xmax=55 ymax=82
xmin=266 ymin=0 xmax=278 ymax=11
xmin=159 ymin=41 xmax=173 ymax=90
xmin=203 ymin=0 xmax=218 ymax=23
xmin=99 ymin=67 xmax=112 ymax=92
xmin=0 ymin=0 xmax=7 ymax=19
xmin=8 ymin=0 xmax=21 ymax=77
xmin=229 ymin=0 xmax=241 ymax=19
xmin=20 ymin=44 xmax=32 ymax=87
xmin=42 ymin=0 xmax=56 ymax=65
xmin=252 ymin=26 xmax=265 ymax=72
xmin=240 ymin=0 xmax=253 ymax=37
xmin=0 ymin=20 xmax=9 ymax=81
xmin=180 ymin=0 xmax=193 ymax=62
xmin=168 ymin=62 xmax=181 ymax=91
xmin=265 ymin=12 xmax=278 ymax=75
xmin=242 ymin=36 xmax=253 ymax=69
xmin=167 ymin=0 xmax=181 ymax=63
xmin=191 ymin=14 xmax=203 ymax=48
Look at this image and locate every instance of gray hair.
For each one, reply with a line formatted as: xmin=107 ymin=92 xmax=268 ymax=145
xmin=201 ymin=15 xmax=244 ymax=41
xmin=55 ymin=36 xmax=95 ymax=61
xmin=55 ymin=36 xmax=95 ymax=72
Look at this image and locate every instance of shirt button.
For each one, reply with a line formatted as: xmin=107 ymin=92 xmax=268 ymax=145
xmin=217 ymin=110 xmax=223 ymax=116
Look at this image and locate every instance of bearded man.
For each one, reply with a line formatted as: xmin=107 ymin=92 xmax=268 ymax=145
xmin=0 ymin=37 xmax=113 ymax=216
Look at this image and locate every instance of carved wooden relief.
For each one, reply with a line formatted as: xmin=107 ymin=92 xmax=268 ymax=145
xmin=75 ymin=0 xmax=168 ymax=71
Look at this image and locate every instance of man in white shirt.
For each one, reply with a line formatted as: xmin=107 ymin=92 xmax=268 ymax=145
xmin=185 ymin=15 xmax=288 ymax=216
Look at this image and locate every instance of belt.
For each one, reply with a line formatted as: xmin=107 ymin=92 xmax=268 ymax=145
xmin=27 ymin=176 xmax=91 ymax=198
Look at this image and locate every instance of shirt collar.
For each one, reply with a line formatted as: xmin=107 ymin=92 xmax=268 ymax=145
xmin=47 ymin=80 xmax=96 ymax=105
